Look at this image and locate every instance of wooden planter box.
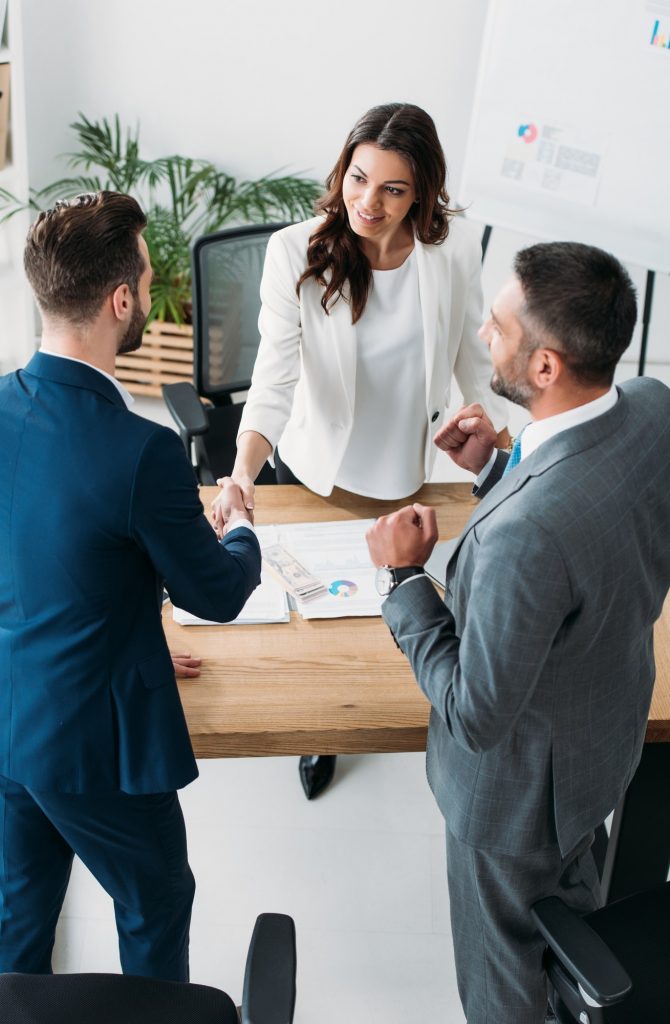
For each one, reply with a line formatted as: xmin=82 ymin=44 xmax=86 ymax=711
xmin=116 ymin=320 xmax=193 ymax=398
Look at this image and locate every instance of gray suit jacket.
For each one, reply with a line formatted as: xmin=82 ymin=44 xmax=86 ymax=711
xmin=383 ymin=378 xmax=670 ymax=857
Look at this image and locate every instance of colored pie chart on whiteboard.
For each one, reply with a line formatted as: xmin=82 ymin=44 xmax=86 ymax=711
xmin=328 ymin=579 xmax=358 ymax=598
xmin=517 ymin=123 xmax=538 ymax=143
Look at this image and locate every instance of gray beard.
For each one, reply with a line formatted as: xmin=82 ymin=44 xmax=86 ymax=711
xmin=489 ymin=341 xmax=539 ymax=409
xmin=490 ymin=372 xmax=536 ymax=409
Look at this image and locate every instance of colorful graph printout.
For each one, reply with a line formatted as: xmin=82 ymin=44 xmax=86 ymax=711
xmin=650 ymin=18 xmax=670 ymax=47
xmin=328 ymin=579 xmax=359 ymax=598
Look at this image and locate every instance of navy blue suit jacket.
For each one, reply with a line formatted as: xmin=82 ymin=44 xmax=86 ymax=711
xmin=0 ymin=353 xmax=261 ymax=795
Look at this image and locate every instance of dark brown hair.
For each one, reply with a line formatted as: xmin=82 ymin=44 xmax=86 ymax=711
xmin=297 ymin=103 xmax=454 ymax=324
xmin=24 ymin=190 xmax=147 ymax=325
xmin=514 ymin=242 xmax=637 ymax=386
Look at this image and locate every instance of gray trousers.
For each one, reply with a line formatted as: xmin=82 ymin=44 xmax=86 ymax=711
xmin=446 ymin=828 xmax=601 ymax=1024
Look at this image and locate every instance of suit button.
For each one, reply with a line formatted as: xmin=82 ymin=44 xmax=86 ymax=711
xmin=431 ymin=411 xmax=439 ymax=422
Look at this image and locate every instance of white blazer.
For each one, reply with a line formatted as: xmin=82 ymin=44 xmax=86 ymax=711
xmin=238 ymin=216 xmax=508 ymax=496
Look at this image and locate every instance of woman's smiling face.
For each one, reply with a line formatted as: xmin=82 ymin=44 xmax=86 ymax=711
xmin=342 ymin=143 xmax=417 ymax=245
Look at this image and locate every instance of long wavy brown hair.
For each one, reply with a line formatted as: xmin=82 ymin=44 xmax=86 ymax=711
xmin=297 ymin=103 xmax=455 ymax=324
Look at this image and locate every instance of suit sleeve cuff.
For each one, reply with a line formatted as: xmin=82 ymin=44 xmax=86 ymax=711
xmin=225 ymin=520 xmax=257 ymax=538
xmin=474 ymin=448 xmax=498 ymax=489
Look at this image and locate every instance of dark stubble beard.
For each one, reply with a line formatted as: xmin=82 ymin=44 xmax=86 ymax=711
xmin=117 ymin=299 xmax=149 ymax=356
xmin=490 ymin=344 xmax=538 ymax=410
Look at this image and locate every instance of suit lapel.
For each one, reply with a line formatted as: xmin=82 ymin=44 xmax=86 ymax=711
xmin=328 ymin=289 xmax=358 ymax=420
xmin=445 ymin=467 xmax=531 ymax=577
xmin=414 ymin=239 xmax=442 ymax=410
xmin=445 ymin=389 xmax=630 ymax=579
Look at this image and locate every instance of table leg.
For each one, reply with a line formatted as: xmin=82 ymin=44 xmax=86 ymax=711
xmin=601 ymin=743 xmax=670 ymax=903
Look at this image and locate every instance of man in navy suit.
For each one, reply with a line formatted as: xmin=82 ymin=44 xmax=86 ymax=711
xmin=0 ymin=191 xmax=261 ymax=980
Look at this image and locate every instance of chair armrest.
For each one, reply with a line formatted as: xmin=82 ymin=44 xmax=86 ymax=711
xmin=161 ymin=382 xmax=209 ymax=438
xmin=241 ymin=913 xmax=296 ymax=1024
xmin=531 ymin=897 xmax=632 ymax=1007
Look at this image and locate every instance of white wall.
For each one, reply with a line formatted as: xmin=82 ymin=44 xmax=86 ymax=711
xmin=7 ymin=0 xmax=669 ymax=395
xmin=21 ymin=0 xmax=488 ymax=196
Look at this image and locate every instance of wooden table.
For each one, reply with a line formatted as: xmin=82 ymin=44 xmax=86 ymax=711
xmin=165 ymin=483 xmax=479 ymax=758
xmin=165 ymin=483 xmax=670 ymax=900
xmin=166 ymin=483 xmax=670 ymax=757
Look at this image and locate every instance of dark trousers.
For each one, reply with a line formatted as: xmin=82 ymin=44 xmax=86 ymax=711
xmin=0 ymin=774 xmax=195 ymax=981
xmin=274 ymin=447 xmax=302 ymax=485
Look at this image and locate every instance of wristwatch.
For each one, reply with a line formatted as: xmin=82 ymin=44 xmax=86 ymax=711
xmin=375 ymin=565 xmax=426 ymax=596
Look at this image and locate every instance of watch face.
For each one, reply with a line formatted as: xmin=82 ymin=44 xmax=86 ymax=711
xmin=375 ymin=566 xmax=394 ymax=596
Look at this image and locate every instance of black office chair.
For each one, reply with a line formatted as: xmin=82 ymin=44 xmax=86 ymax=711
xmin=532 ymin=882 xmax=670 ymax=1022
xmin=0 ymin=913 xmax=296 ymax=1024
xmin=162 ymin=223 xmax=291 ymax=484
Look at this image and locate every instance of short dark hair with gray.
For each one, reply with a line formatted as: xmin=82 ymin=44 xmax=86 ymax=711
xmin=24 ymin=190 xmax=148 ymax=325
xmin=513 ymin=241 xmax=637 ymax=386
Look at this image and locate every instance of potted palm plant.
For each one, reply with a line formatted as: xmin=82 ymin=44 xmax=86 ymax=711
xmin=0 ymin=113 xmax=322 ymax=394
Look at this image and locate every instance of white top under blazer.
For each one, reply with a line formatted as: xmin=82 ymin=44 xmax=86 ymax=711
xmin=335 ymin=251 xmax=425 ymax=498
xmin=238 ymin=215 xmax=508 ymax=497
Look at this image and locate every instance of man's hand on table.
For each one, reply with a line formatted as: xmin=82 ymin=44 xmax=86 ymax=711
xmin=171 ymin=653 xmax=202 ymax=678
xmin=366 ymin=503 xmax=438 ymax=568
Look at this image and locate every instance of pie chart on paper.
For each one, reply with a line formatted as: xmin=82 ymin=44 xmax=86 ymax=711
xmin=517 ymin=123 xmax=538 ymax=143
xmin=328 ymin=579 xmax=359 ymax=598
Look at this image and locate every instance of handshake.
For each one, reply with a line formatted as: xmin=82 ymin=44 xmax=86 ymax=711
xmin=210 ymin=476 xmax=255 ymax=540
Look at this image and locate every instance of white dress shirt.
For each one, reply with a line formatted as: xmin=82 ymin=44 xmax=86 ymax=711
xmin=475 ymin=385 xmax=619 ymax=487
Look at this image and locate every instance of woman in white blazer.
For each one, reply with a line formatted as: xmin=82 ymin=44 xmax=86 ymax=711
xmin=215 ymin=103 xmax=509 ymax=797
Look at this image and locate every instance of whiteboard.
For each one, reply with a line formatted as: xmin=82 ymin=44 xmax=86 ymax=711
xmin=461 ymin=0 xmax=670 ymax=272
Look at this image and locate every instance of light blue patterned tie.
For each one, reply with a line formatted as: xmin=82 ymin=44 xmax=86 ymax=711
xmin=503 ymin=432 xmax=524 ymax=476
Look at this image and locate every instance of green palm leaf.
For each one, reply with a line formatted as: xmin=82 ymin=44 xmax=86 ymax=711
xmin=0 ymin=113 xmax=324 ymax=324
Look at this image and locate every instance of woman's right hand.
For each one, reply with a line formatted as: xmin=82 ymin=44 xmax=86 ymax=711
xmin=211 ymin=433 xmax=271 ymax=537
xmin=211 ymin=472 xmax=255 ymax=538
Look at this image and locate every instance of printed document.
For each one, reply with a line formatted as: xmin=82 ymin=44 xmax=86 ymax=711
xmin=278 ymin=519 xmax=382 ymax=619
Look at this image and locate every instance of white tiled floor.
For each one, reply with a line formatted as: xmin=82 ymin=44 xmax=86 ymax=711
xmin=53 ymin=753 xmax=466 ymax=1023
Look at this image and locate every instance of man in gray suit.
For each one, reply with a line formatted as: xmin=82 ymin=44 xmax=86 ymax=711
xmin=366 ymin=241 xmax=670 ymax=1024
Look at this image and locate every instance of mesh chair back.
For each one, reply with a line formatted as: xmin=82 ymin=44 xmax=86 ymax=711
xmin=191 ymin=223 xmax=290 ymax=403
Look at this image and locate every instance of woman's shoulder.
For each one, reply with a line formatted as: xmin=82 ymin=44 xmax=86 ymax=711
xmin=270 ymin=216 xmax=325 ymax=255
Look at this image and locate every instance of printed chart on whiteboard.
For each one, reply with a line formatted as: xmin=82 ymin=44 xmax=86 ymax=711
xmin=461 ymin=0 xmax=670 ymax=271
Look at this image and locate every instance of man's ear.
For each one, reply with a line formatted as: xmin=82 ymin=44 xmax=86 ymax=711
xmin=529 ymin=347 xmax=563 ymax=392
xmin=110 ymin=283 xmax=132 ymax=323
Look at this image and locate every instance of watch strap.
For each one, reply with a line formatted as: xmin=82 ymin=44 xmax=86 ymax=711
xmin=390 ymin=566 xmax=426 ymax=588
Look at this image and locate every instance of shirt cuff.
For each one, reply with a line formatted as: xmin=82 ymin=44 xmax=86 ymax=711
xmin=474 ymin=448 xmax=498 ymax=489
xmin=225 ymin=519 xmax=257 ymax=538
